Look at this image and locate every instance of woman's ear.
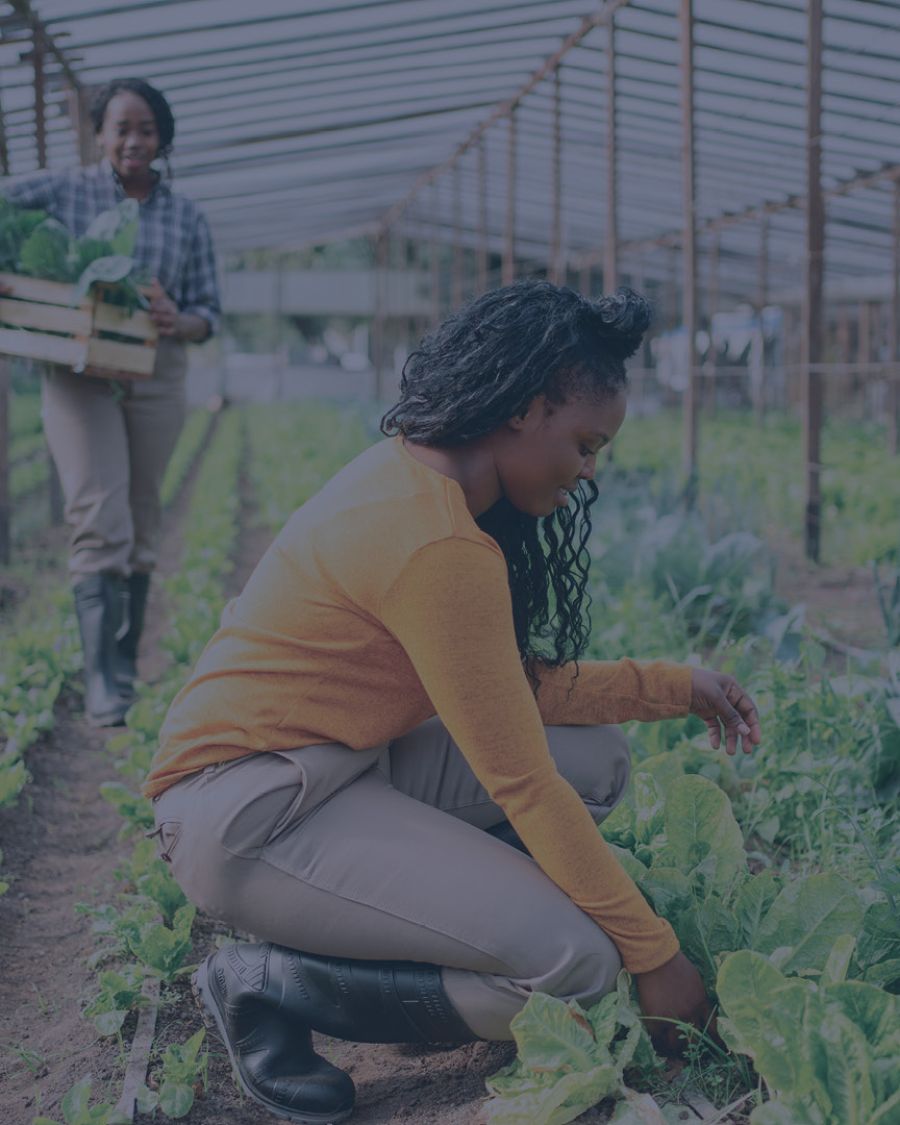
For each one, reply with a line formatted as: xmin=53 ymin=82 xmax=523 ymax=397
xmin=507 ymin=394 xmax=546 ymax=432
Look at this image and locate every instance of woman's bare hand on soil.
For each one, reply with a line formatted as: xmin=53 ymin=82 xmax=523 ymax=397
xmin=635 ymin=951 xmax=715 ymax=1056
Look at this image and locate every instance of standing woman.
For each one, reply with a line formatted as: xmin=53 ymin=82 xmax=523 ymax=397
xmin=0 ymin=78 xmax=220 ymax=726
xmin=144 ymin=282 xmax=761 ymax=1125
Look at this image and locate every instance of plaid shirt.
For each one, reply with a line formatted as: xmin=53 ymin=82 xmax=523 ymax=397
xmin=1 ymin=160 xmax=220 ymax=333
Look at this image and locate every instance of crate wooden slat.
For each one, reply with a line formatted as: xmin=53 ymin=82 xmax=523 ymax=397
xmin=0 ymin=326 xmax=86 ymax=367
xmin=0 ymin=296 xmax=91 ymax=335
xmin=0 ymin=271 xmax=157 ymax=379
xmin=93 ymin=301 xmax=156 ymax=341
xmin=88 ymin=336 xmax=156 ymax=376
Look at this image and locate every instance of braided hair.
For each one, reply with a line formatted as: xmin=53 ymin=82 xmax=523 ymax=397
xmin=381 ymin=279 xmax=651 ymax=674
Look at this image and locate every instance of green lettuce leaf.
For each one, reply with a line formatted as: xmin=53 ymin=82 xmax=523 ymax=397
xmin=716 ymin=950 xmax=814 ymax=1095
xmin=664 ymin=774 xmax=745 ymax=892
xmin=756 ymin=873 xmax=864 ymax=974
xmin=72 ymin=254 xmax=136 ymax=305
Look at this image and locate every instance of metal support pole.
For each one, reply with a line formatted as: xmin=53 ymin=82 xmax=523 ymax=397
xmin=858 ymin=300 xmax=871 ymax=365
xmin=680 ymin=0 xmax=699 ymax=499
xmin=836 ymin=306 xmax=851 ymax=363
xmin=550 ymin=69 xmax=563 ymax=284
xmin=890 ymin=180 xmax=900 ymax=455
xmin=429 ymin=183 xmax=440 ymax=327
xmin=33 ymin=28 xmax=46 ymax=170
xmin=503 ymin=111 xmax=517 ymax=286
xmin=705 ymin=231 xmax=720 ymax=413
xmin=0 ymin=83 xmax=9 ymax=175
xmin=67 ymin=83 xmax=95 ymax=166
xmin=604 ymin=18 xmax=618 ymax=293
xmin=0 ymin=359 xmax=9 ymax=564
xmin=753 ymin=215 xmax=769 ymax=421
xmin=477 ymin=137 xmax=488 ymax=293
xmin=802 ymin=0 xmax=825 ymax=562
xmin=452 ymin=161 xmax=463 ymax=308
xmin=373 ymin=231 xmax=388 ymax=402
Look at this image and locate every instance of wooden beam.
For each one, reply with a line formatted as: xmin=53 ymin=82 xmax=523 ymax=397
xmin=572 ymin=160 xmax=900 ymax=268
xmin=550 ymin=69 xmax=563 ymax=284
xmin=503 ymin=111 xmax=517 ymax=285
xmin=33 ymin=28 xmax=47 ymax=169
xmin=0 ymin=359 xmax=9 ymax=565
xmin=429 ymin=182 xmax=440 ymax=327
xmin=0 ymin=83 xmax=9 ymax=176
xmin=604 ymin=17 xmax=618 ymax=293
xmin=753 ymin=215 xmax=769 ymax=420
xmin=452 ymin=159 xmax=463 ymax=308
xmin=373 ymin=231 xmax=388 ymax=400
xmin=802 ymin=0 xmax=825 ymax=562
xmin=10 ymin=0 xmax=82 ymax=93
xmin=890 ymin=180 xmax=900 ymax=454
xmin=680 ymin=0 xmax=699 ymax=497
xmin=477 ymin=136 xmax=488 ymax=293
xmin=67 ymin=83 xmax=96 ymax=166
xmin=704 ymin=230 xmax=720 ymax=413
xmin=378 ymin=0 xmax=635 ymax=231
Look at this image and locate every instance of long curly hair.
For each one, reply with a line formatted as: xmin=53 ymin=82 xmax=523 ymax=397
xmin=381 ymin=279 xmax=651 ymax=675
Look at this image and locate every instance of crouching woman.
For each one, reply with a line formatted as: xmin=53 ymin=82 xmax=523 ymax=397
xmin=143 ymin=280 xmax=761 ymax=1125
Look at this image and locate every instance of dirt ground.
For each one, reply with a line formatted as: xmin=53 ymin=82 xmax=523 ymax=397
xmin=0 ymin=439 xmax=883 ymax=1125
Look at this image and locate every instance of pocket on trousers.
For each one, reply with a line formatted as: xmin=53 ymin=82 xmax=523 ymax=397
xmin=146 ymin=820 xmax=182 ymax=864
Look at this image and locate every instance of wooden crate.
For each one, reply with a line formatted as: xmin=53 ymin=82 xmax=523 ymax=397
xmin=0 ymin=271 xmax=157 ymax=379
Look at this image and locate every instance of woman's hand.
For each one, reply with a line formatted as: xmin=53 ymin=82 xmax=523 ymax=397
xmin=690 ymin=668 xmax=761 ymax=756
xmin=147 ymin=277 xmax=181 ymax=336
xmin=635 ymin=951 xmax=715 ymax=1056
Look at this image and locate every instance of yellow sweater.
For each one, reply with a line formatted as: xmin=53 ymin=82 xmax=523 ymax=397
xmin=145 ymin=436 xmax=691 ymax=972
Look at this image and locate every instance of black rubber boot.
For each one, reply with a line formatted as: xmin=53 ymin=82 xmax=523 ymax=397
xmin=116 ymin=571 xmax=151 ymax=701
xmin=73 ymin=574 xmax=129 ymax=728
xmin=192 ymin=942 xmax=476 ymax=1124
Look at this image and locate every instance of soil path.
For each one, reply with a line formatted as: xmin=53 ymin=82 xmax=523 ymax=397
xmin=0 ymin=420 xmax=215 ymax=1125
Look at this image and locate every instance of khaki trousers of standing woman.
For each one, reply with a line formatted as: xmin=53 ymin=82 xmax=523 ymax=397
xmin=150 ymin=716 xmax=632 ymax=1041
xmin=41 ymin=337 xmax=188 ymax=582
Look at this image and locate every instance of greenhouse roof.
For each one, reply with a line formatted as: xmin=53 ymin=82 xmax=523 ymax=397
xmin=0 ymin=0 xmax=898 ymax=300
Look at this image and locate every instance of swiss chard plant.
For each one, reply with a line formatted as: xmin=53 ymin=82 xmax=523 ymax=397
xmin=717 ymin=950 xmax=900 ymax=1123
xmin=482 ymin=973 xmax=658 ymax=1125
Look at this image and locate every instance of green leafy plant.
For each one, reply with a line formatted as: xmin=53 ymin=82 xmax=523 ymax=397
xmin=83 ymin=964 xmax=147 ymax=1037
xmin=717 ymin=950 xmax=900 ymax=1123
xmin=483 ymin=973 xmax=658 ymax=1125
xmin=32 ymin=1074 xmax=129 ymax=1125
xmin=1 ymin=198 xmax=145 ymax=308
xmin=18 ymin=218 xmax=72 ymax=281
xmin=115 ymin=836 xmax=187 ymax=924
xmin=0 ymin=197 xmax=46 ymax=271
xmin=145 ymin=1028 xmax=208 ymax=1119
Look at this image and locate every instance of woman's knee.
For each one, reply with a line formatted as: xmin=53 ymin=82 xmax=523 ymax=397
xmin=546 ymin=724 xmax=631 ymax=820
xmin=514 ymin=913 xmax=623 ymax=1005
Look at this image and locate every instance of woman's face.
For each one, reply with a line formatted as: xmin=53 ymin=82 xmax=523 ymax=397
xmin=497 ymin=389 xmax=627 ymax=517
xmin=97 ymin=91 xmax=160 ymax=183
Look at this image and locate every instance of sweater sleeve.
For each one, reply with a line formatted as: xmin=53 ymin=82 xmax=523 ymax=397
xmin=531 ymin=659 xmax=692 ymax=726
xmin=380 ymin=536 xmax=680 ymax=974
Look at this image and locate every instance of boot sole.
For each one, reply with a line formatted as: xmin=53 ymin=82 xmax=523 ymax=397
xmin=192 ymin=960 xmax=354 ymax=1125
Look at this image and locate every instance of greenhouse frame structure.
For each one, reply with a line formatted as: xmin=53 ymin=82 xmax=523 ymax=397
xmin=0 ymin=0 xmax=899 ymax=562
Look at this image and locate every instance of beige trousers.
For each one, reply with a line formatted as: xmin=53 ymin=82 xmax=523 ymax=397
xmin=151 ymin=716 xmax=631 ymax=1040
xmin=41 ymin=337 xmax=187 ymax=582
